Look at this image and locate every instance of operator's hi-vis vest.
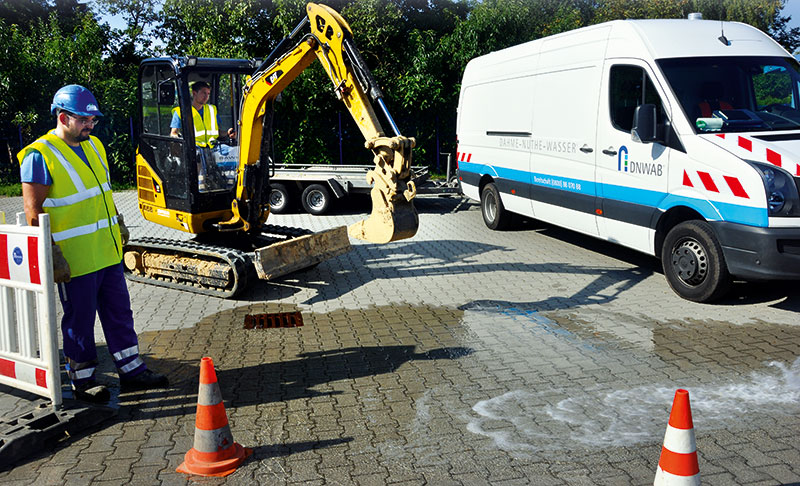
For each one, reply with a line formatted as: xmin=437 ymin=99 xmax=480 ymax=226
xmin=17 ymin=131 xmax=122 ymax=277
xmin=172 ymin=104 xmax=219 ymax=147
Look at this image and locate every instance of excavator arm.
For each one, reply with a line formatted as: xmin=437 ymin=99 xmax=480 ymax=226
xmin=220 ymin=3 xmax=418 ymax=243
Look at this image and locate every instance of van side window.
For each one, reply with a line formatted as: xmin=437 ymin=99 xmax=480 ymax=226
xmin=609 ymin=65 xmax=666 ymax=132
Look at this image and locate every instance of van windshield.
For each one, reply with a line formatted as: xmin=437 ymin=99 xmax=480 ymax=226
xmin=657 ymin=56 xmax=800 ymax=133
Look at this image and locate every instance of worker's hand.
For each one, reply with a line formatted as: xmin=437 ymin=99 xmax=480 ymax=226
xmin=228 ymin=128 xmax=236 ymax=139
xmin=118 ymin=213 xmax=130 ymax=246
xmin=52 ymin=245 xmax=71 ymax=283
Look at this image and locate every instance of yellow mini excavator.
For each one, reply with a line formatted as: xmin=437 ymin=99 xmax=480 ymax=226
xmin=127 ymin=3 xmax=418 ymax=297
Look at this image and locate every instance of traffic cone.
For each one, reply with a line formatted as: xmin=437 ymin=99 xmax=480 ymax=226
xmin=177 ymin=357 xmax=252 ymax=477
xmin=654 ymin=389 xmax=700 ymax=485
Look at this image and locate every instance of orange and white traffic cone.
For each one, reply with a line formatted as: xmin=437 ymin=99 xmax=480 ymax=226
xmin=177 ymin=357 xmax=252 ymax=477
xmin=654 ymin=389 xmax=700 ymax=485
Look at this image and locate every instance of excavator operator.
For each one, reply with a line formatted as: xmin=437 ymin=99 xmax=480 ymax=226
xmin=170 ymin=81 xmax=236 ymax=192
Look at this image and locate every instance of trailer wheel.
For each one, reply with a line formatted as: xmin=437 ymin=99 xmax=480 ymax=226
xmin=661 ymin=220 xmax=731 ymax=302
xmin=481 ymin=183 xmax=511 ymax=230
xmin=269 ymin=183 xmax=290 ymax=214
xmin=301 ymin=184 xmax=331 ymax=215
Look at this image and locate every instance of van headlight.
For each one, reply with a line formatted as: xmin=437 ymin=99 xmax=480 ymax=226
xmin=746 ymin=161 xmax=800 ymax=217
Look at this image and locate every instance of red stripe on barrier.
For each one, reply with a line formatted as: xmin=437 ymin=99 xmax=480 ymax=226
xmin=697 ymin=171 xmax=719 ymax=193
xmin=659 ymin=446 xmax=700 ymax=476
xmin=0 ymin=358 xmax=16 ymax=379
xmin=716 ymin=134 xmax=725 ymax=139
xmin=766 ymin=149 xmax=782 ymax=167
xmin=195 ymin=402 xmax=230 ymax=430
xmin=738 ymin=136 xmax=752 ymax=151
xmin=724 ymin=176 xmax=749 ymax=198
xmin=28 ymin=236 xmax=40 ymax=284
xmin=0 ymin=234 xmax=8 ymax=280
xmin=35 ymin=368 xmax=47 ymax=388
xmin=682 ymin=170 xmax=693 ymax=187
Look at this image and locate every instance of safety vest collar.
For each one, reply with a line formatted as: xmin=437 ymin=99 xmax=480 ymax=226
xmin=36 ymin=133 xmax=112 ymax=208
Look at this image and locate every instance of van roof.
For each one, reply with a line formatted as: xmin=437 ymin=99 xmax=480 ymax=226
xmin=463 ymin=19 xmax=790 ymax=85
xmin=622 ymin=19 xmax=787 ymax=59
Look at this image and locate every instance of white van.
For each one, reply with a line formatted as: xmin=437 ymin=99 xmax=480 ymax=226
xmin=456 ymin=16 xmax=800 ymax=302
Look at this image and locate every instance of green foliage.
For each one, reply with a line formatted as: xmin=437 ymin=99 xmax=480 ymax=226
xmin=1 ymin=0 xmax=799 ymax=186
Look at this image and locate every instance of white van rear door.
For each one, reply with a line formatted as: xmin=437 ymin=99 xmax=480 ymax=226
xmin=595 ymin=60 xmax=671 ymax=254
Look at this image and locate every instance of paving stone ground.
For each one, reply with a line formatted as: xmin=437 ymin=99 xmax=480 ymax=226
xmin=0 ymin=191 xmax=798 ymax=485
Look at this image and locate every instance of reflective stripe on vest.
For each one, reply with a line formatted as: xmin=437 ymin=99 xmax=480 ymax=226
xmin=52 ymin=214 xmax=118 ymax=243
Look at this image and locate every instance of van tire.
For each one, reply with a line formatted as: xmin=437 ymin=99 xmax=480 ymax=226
xmin=301 ymin=184 xmax=331 ymax=215
xmin=661 ymin=220 xmax=731 ymax=302
xmin=269 ymin=183 xmax=290 ymax=214
xmin=481 ymin=183 xmax=511 ymax=230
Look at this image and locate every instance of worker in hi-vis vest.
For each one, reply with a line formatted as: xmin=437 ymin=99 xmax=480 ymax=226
xmin=170 ymin=81 xmax=236 ymax=192
xmin=18 ymin=84 xmax=169 ymax=403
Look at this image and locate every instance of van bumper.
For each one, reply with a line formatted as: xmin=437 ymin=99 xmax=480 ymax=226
xmin=711 ymin=221 xmax=800 ymax=280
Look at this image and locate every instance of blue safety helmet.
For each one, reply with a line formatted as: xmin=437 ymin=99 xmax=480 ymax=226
xmin=50 ymin=84 xmax=104 ymax=117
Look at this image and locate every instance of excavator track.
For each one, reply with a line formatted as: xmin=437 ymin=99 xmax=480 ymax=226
xmin=122 ymin=225 xmax=317 ymax=298
xmin=123 ymin=237 xmax=252 ymax=298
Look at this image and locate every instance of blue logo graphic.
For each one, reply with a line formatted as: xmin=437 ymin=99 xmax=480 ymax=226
xmin=618 ymin=146 xmax=629 ymax=172
xmin=12 ymin=247 xmax=23 ymax=265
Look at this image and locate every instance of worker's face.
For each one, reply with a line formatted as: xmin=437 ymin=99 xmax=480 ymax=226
xmin=192 ymin=87 xmax=211 ymax=106
xmin=59 ymin=112 xmax=98 ymax=143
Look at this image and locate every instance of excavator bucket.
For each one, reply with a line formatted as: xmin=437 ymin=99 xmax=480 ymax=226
xmin=253 ymin=225 xmax=351 ymax=280
xmin=348 ymin=136 xmax=419 ymax=244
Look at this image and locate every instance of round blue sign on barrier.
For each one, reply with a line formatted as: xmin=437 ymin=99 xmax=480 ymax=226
xmin=12 ymin=247 xmax=23 ymax=265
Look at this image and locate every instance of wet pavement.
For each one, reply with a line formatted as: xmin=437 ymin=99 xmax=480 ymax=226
xmin=0 ymin=192 xmax=799 ymax=485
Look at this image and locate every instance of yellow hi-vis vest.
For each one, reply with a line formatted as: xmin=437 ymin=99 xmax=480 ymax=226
xmin=17 ymin=131 xmax=122 ymax=277
xmin=172 ymin=104 xmax=219 ymax=147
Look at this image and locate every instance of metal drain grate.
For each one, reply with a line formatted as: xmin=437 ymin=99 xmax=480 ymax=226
xmin=244 ymin=311 xmax=304 ymax=329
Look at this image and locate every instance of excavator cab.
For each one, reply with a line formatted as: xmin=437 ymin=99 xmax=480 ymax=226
xmin=137 ymin=57 xmax=256 ymax=233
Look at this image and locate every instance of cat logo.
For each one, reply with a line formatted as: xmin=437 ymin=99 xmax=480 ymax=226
xmin=266 ymin=70 xmax=283 ymax=86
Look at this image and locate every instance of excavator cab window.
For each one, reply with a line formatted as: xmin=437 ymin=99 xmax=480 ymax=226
xmin=139 ymin=62 xmax=191 ymax=202
xmin=182 ymin=72 xmax=243 ymax=193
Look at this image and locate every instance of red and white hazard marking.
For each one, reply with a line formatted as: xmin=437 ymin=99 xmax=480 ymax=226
xmin=716 ymin=133 xmax=800 ymax=176
xmin=0 ymin=233 xmax=41 ymax=285
xmin=457 ymin=152 xmax=472 ymax=163
xmin=682 ymin=169 xmax=749 ymax=199
xmin=0 ymin=357 xmax=48 ymax=389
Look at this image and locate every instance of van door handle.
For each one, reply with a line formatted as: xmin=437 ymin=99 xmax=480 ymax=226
xmin=579 ymin=145 xmax=593 ymax=153
xmin=602 ymin=147 xmax=618 ymax=156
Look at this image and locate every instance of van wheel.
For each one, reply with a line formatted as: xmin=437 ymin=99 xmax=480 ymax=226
xmin=269 ymin=183 xmax=290 ymax=214
xmin=301 ymin=184 xmax=331 ymax=215
xmin=481 ymin=183 xmax=511 ymax=230
xmin=661 ymin=221 xmax=731 ymax=302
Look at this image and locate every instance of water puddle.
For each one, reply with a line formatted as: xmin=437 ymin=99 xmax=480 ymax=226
xmin=467 ymin=357 xmax=800 ymax=453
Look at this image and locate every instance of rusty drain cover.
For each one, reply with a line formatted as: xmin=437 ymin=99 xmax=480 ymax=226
xmin=244 ymin=311 xmax=304 ymax=329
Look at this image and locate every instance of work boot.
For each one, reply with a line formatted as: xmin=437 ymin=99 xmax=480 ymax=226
xmin=72 ymin=382 xmax=110 ymax=403
xmin=120 ymin=369 xmax=169 ymax=392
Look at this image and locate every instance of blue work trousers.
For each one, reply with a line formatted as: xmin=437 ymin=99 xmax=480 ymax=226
xmin=58 ymin=263 xmax=146 ymax=386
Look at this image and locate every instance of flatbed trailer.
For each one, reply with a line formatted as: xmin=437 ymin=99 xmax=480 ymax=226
xmin=268 ymin=163 xmax=461 ymax=215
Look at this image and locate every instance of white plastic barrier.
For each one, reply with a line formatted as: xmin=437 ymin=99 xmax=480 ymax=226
xmin=0 ymin=212 xmax=61 ymax=408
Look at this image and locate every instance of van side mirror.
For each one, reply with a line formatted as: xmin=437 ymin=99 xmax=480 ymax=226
xmin=631 ymin=104 xmax=657 ymax=143
xmin=158 ymin=81 xmax=175 ymax=106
